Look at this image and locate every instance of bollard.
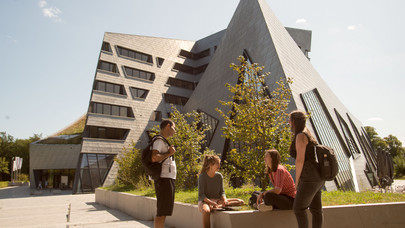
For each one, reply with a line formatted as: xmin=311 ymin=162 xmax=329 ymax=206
xmin=66 ymin=203 xmax=71 ymax=222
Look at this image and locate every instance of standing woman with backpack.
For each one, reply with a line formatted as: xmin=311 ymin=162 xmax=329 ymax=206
xmin=289 ymin=110 xmax=325 ymax=228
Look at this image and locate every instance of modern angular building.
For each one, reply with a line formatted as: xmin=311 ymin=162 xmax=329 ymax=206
xmin=30 ymin=0 xmax=378 ymax=193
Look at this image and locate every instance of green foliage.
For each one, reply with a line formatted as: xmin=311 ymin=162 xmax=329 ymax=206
xmin=0 ymin=157 xmax=9 ymax=176
xmin=115 ymin=105 xmax=212 ymax=190
xmin=0 ymin=181 xmax=8 ymax=188
xmin=216 ymin=56 xmax=292 ymax=189
xmin=114 ymin=145 xmax=149 ymax=188
xmin=384 ymin=135 xmax=405 ymax=158
xmin=168 ymin=106 xmax=211 ymax=190
xmin=322 ymin=190 xmax=405 ymax=206
xmin=0 ymin=132 xmax=41 ymax=181
xmin=107 ymin=184 xmax=405 ymax=210
xmin=17 ymin=173 xmax=29 ymax=182
xmin=364 ymin=126 xmax=405 ymax=177
xmin=364 ymin=126 xmax=388 ymax=151
xmin=393 ymin=156 xmax=405 ymax=178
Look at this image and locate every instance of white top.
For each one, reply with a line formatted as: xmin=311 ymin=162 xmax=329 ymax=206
xmin=152 ymin=138 xmax=176 ymax=179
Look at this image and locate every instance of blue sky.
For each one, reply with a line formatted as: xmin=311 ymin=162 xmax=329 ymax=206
xmin=1 ymin=0 xmax=404 ymax=144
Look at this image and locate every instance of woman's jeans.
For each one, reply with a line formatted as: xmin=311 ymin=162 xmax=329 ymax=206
xmin=264 ymin=192 xmax=294 ymax=210
xmin=293 ymin=181 xmax=325 ymax=228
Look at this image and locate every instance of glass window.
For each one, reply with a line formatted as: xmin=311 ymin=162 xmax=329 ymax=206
xmin=130 ymin=87 xmax=149 ymax=99
xmin=124 ymin=66 xmax=154 ymax=81
xmin=120 ymin=107 xmax=127 ymax=117
xmin=111 ymin=105 xmax=119 ymax=116
xmin=97 ymin=60 xmax=118 ymax=73
xmin=98 ymin=128 xmax=106 ymax=138
xmin=101 ymin=42 xmax=112 ymax=52
xmin=114 ymin=85 xmax=121 ymax=94
xmin=117 ymin=46 xmax=153 ymax=64
xmin=301 ymin=89 xmax=355 ymax=191
xmin=103 ymin=104 xmax=111 ymax=115
xmin=98 ymin=81 xmax=106 ymax=91
xmin=94 ymin=80 xmax=125 ymax=95
xmin=156 ymin=57 xmax=164 ymax=67
xmin=74 ymin=153 xmax=116 ymax=193
xmin=106 ymin=83 xmax=114 ymax=93
xmin=96 ymin=103 xmax=103 ymax=114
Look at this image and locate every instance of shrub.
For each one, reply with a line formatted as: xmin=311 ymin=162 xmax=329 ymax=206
xmin=115 ymin=145 xmax=150 ymax=188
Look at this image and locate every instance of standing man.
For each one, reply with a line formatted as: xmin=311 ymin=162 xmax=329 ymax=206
xmin=151 ymin=119 xmax=176 ymax=228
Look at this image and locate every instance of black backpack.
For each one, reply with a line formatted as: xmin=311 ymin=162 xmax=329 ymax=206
xmin=141 ymin=135 xmax=170 ymax=181
xmin=248 ymin=191 xmax=262 ymax=209
xmin=314 ymin=144 xmax=338 ymax=181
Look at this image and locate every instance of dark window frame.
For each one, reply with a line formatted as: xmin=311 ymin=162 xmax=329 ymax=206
xmin=116 ymin=46 xmax=153 ymax=64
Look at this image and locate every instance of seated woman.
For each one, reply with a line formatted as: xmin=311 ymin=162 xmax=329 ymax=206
xmin=256 ymin=149 xmax=296 ymax=212
xmin=198 ymin=155 xmax=244 ymax=228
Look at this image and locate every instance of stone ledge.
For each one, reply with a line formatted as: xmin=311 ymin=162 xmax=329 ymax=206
xmin=95 ymin=188 xmax=405 ymax=228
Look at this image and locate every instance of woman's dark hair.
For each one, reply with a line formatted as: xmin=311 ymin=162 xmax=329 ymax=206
xmin=289 ymin=110 xmax=317 ymax=152
xmin=265 ymin=149 xmax=280 ymax=173
xmin=289 ymin=110 xmax=307 ymax=135
xmin=198 ymin=155 xmax=221 ymax=175
xmin=160 ymin=119 xmax=174 ymax=130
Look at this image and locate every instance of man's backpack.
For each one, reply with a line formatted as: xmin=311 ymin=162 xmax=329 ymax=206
xmin=314 ymin=144 xmax=339 ymax=181
xmin=141 ymin=135 xmax=170 ymax=181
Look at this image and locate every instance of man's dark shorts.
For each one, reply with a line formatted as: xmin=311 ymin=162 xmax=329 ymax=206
xmin=154 ymin=178 xmax=175 ymax=216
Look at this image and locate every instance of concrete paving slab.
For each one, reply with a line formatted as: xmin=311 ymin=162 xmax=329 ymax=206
xmin=0 ymin=186 xmax=165 ymax=228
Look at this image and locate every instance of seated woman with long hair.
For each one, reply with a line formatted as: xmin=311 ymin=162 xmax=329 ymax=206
xmin=256 ymin=149 xmax=296 ymax=212
xmin=198 ymin=155 xmax=244 ymax=228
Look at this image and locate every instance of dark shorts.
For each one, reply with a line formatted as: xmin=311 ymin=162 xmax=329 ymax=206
xmin=154 ymin=178 xmax=175 ymax=217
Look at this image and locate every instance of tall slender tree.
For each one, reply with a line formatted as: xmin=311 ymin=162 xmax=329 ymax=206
xmin=216 ymin=56 xmax=293 ymax=189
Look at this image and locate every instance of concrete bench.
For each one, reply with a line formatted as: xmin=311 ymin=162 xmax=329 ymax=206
xmin=95 ymin=188 xmax=405 ymax=228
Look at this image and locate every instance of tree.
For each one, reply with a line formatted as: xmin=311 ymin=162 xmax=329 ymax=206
xmin=0 ymin=132 xmax=41 ymax=181
xmin=365 ymin=126 xmax=405 ymax=178
xmin=115 ymin=105 xmax=211 ymax=190
xmin=114 ymin=146 xmax=147 ymax=187
xmin=216 ymin=56 xmax=292 ymax=189
xmin=364 ymin=126 xmax=387 ymax=150
xmin=383 ymin=135 xmax=405 ymax=158
xmin=165 ymin=106 xmax=211 ymax=190
xmin=0 ymin=157 xmax=9 ymax=180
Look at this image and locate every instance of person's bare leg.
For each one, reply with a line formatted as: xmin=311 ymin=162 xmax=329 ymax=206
xmin=199 ymin=202 xmax=212 ymax=228
xmin=154 ymin=216 xmax=166 ymax=228
xmin=226 ymin=198 xmax=244 ymax=206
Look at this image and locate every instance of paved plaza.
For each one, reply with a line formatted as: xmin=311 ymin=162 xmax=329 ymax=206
xmin=0 ymin=185 xmax=163 ymax=228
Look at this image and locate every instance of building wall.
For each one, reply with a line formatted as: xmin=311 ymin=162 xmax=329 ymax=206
xmin=74 ymin=0 xmax=376 ymax=191
xmin=29 ymin=143 xmax=81 ymax=188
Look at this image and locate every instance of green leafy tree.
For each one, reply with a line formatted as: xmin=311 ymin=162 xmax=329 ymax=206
xmin=0 ymin=157 xmax=9 ymax=180
xmin=393 ymin=156 xmax=405 ymax=178
xmin=383 ymin=135 xmax=405 ymax=158
xmin=216 ymin=56 xmax=292 ymax=189
xmin=114 ymin=146 xmax=147 ymax=187
xmin=165 ymin=106 xmax=210 ymax=190
xmin=364 ymin=126 xmax=387 ymax=150
xmin=116 ymin=105 xmax=211 ymax=190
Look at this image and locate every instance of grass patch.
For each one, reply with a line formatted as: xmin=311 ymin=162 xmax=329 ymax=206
xmin=102 ymin=184 xmax=405 ymax=210
xmin=322 ymin=190 xmax=405 ymax=206
xmin=0 ymin=181 xmax=9 ymax=188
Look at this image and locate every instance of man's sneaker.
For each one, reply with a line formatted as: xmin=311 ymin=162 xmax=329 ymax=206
xmin=258 ymin=203 xmax=273 ymax=212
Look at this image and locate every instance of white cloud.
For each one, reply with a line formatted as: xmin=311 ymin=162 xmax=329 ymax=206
xmin=347 ymin=24 xmax=363 ymax=31
xmin=295 ymin=18 xmax=307 ymax=24
xmin=39 ymin=1 xmax=62 ymax=22
xmin=38 ymin=0 xmax=47 ymax=8
xmin=347 ymin=25 xmax=356 ymax=30
xmin=42 ymin=7 xmax=61 ymax=18
xmin=367 ymin=117 xmax=383 ymax=121
xmin=7 ymin=35 xmax=18 ymax=43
